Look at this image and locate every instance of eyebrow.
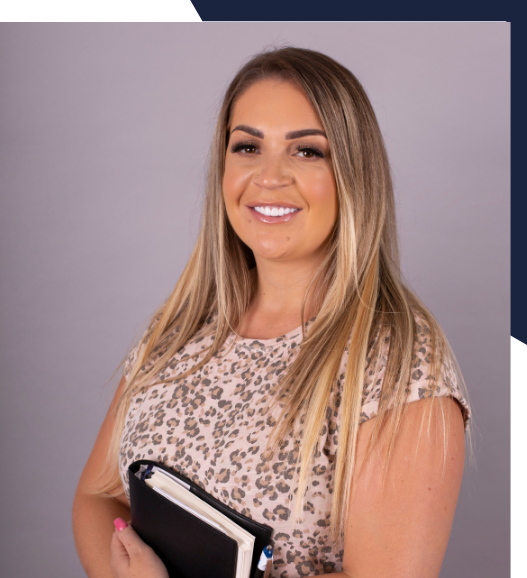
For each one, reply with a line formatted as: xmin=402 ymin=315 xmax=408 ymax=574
xmin=230 ymin=125 xmax=327 ymax=140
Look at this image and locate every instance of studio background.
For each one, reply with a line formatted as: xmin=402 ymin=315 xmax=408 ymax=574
xmin=0 ymin=23 xmax=509 ymax=577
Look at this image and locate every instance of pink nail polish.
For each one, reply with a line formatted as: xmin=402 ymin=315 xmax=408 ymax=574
xmin=114 ymin=518 xmax=128 ymax=532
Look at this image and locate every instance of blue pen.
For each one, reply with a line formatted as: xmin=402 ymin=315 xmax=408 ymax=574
xmin=255 ymin=545 xmax=273 ymax=578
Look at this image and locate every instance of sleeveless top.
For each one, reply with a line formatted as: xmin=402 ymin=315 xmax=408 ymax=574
xmin=118 ymin=317 xmax=470 ymax=577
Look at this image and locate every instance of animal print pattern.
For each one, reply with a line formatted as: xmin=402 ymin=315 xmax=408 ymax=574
xmin=119 ymin=318 xmax=470 ymax=577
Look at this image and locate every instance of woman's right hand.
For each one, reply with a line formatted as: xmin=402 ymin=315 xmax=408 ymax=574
xmin=111 ymin=518 xmax=169 ymax=578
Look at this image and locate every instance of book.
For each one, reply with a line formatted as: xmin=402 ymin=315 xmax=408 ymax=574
xmin=128 ymin=460 xmax=273 ymax=578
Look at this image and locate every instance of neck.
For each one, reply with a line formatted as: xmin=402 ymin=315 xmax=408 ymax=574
xmin=236 ymin=253 xmax=326 ymax=339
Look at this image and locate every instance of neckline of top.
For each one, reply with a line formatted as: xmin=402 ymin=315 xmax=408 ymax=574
xmin=227 ymin=317 xmax=316 ymax=352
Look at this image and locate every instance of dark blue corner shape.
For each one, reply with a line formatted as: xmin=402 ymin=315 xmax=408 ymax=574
xmin=190 ymin=2 xmax=505 ymax=22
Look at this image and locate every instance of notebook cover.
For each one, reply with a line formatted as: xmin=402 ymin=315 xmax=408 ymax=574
xmin=128 ymin=460 xmax=273 ymax=578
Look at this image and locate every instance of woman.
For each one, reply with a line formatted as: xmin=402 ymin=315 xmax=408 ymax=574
xmin=73 ymin=47 xmax=471 ymax=578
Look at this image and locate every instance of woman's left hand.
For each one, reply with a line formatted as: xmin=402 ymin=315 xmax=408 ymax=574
xmin=110 ymin=518 xmax=169 ymax=578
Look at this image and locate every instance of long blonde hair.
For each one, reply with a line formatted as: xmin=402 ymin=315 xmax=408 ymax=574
xmin=99 ymin=47 xmax=471 ymax=545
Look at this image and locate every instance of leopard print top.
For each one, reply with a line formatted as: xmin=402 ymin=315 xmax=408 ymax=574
xmin=119 ymin=317 xmax=470 ymax=577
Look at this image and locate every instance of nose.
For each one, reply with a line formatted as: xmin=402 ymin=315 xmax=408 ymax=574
xmin=253 ymin=154 xmax=294 ymax=190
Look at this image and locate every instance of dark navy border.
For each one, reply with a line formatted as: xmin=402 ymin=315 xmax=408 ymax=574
xmin=511 ymin=23 xmax=523 ymax=345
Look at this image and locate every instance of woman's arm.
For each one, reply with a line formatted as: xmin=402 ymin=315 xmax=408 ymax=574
xmin=73 ymin=375 xmax=131 ymax=578
xmin=329 ymin=396 xmax=466 ymax=578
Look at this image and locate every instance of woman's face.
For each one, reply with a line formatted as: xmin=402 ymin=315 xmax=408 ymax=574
xmin=223 ymin=79 xmax=338 ymax=266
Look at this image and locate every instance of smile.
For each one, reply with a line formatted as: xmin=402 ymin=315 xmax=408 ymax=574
xmin=253 ymin=206 xmax=300 ymax=217
xmin=246 ymin=204 xmax=302 ymax=224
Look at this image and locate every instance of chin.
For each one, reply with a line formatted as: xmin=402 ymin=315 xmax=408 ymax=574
xmin=253 ymin=243 xmax=292 ymax=262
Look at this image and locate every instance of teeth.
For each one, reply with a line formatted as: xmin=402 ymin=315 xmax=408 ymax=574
xmin=253 ymin=206 xmax=299 ymax=216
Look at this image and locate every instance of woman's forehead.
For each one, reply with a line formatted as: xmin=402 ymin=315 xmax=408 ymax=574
xmin=229 ymin=79 xmax=324 ymax=134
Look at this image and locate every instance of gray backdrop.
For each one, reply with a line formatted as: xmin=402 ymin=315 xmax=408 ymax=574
xmin=0 ymin=23 xmax=509 ymax=577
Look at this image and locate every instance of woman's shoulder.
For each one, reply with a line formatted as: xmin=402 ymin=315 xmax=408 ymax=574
xmin=339 ymin=312 xmax=471 ymax=430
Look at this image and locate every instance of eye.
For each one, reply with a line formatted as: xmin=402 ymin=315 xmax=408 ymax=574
xmin=295 ymin=145 xmax=325 ymax=159
xmin=231 ymin=142 xmax=259 ymax=155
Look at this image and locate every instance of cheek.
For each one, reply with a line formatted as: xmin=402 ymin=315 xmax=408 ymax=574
xmin=307 ymin=171 xmax=338 ymax=221
xmin=222 ymin=162 xmax=252 ymax=206
xmin=222 ymin=165 xmax=253 ymax=239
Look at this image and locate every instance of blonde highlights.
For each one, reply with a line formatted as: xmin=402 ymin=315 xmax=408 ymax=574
xmin=98 ymin=47 xmax=471 ymax=546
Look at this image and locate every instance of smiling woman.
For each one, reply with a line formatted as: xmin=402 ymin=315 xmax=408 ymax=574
xmin=73 ymin=47 xmax=471 ymax=578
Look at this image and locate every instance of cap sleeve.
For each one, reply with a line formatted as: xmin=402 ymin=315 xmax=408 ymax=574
xmin=360 ymin=320 xmax=471 ymax=430
xmin=323 ymin=319 xmax=471 ymax=456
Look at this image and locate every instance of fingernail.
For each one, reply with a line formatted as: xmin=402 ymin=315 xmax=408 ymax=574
xmin=114 ymin=518 xmax=128 ymax=532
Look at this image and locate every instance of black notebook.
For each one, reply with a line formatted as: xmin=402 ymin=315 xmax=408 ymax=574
xmin=128 ymin=460 xmax=273 ymax=578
